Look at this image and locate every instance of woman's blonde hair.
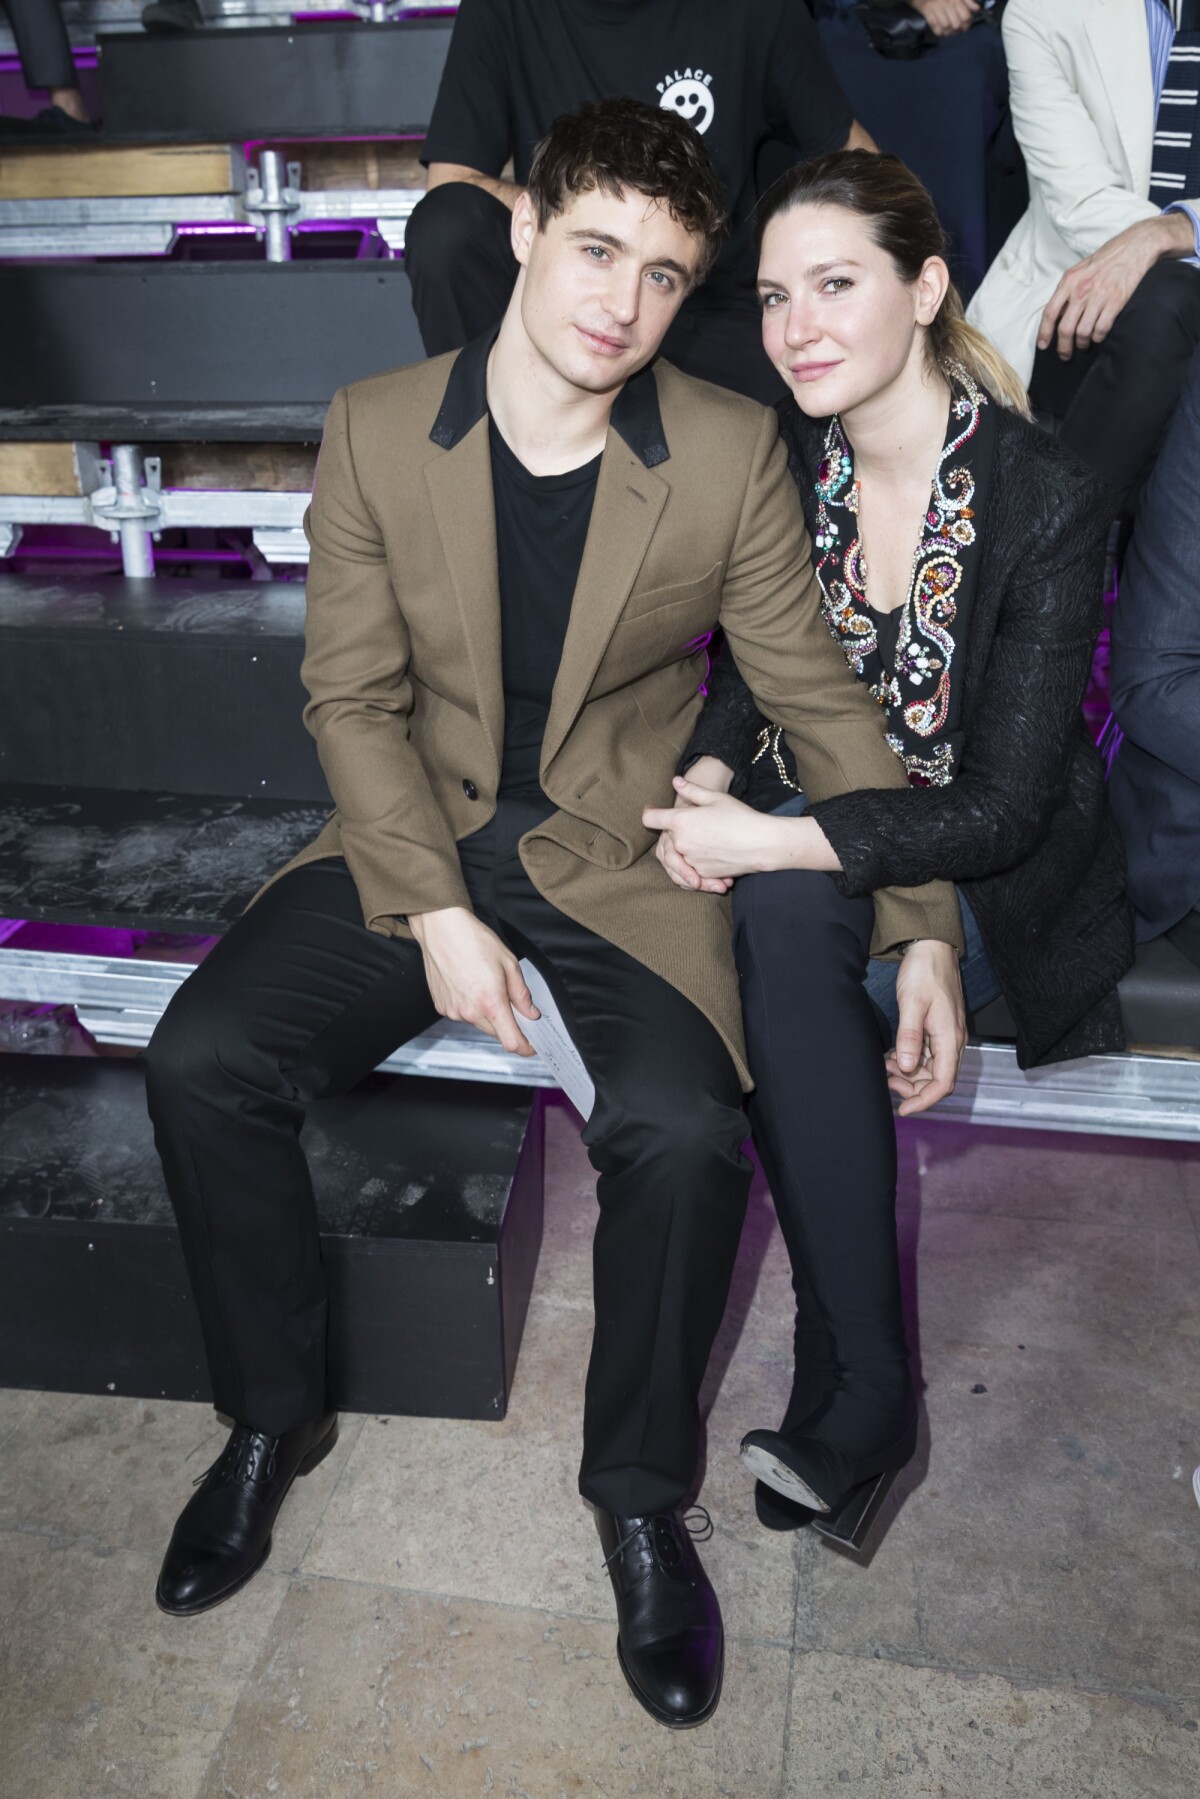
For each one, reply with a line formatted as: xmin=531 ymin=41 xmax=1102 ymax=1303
xmin=755 ymin=149 xmax=1031 ymax=418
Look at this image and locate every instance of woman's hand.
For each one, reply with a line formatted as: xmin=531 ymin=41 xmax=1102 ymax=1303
xmin=644 ymin=775 xmax=840 ymax=884
xmin=651 ymin=760 xmax=736 ymax=894
xmin=886 ymin=939 xmax=967 ymax=1116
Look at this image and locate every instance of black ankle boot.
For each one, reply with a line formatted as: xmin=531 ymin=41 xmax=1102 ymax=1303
xmin=753 ymin=1351 xmax=834 ymax=1533
xmin=156 ymin=1410 xmax=338 ymax=1615
xmin=595 ymin=1507 xmax=723 ymax=1728
xmin=742 ymin=1376 xmax=917 ymax=1552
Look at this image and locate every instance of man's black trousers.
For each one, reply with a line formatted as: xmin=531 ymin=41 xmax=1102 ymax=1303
xmin=4 ymin=0 xmax=77 ymax=92
xmin=142 ymin=803 xmax=752 ymax=1517
xmin=404 ymin=180 xmax=785 ymax=407
xmin=1030 ymin=259 xmax=1200 ymax=506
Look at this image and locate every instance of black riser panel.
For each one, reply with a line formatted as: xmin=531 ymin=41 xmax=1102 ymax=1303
xmin=0 ymin=579 xmax=326 ymax=802
xmin=0 ymin=263 xmax=423 ymax=410
xmin=0 ymin=1058 xmax=545 ymax=1420
xmin=99 ymin=20 xmax=453 ymax=141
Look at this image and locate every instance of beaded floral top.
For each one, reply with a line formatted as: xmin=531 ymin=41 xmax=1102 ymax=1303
xmin=810 ymin=365 xmax=989 ymax=788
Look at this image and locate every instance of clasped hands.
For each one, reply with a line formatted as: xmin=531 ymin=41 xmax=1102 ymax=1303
xmin=643 ymin=765 xmax=966 ymax=1118
xmin=404 ymin=765 xmax=967 ymax=1117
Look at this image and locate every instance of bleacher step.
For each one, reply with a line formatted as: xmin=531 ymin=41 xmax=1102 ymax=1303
xmin=0 ymin=262 xmax=422 ymax=414
xmin=0 ymin=1056 xmax=545 ymax=1416
xmin=0 ymin=785 xmax=330 ymax=932
xmin=98 ymin=20 xmax=453 ymax=141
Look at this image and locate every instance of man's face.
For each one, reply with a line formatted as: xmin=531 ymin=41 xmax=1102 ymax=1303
xmin=510 ymin=184 xmax=702 ymax=394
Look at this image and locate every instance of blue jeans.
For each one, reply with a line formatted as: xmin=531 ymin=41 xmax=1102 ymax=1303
xmin=770 ymin=794 xmax=1001 ymax=1041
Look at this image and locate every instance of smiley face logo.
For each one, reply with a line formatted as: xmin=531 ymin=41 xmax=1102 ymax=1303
xmin=658 ymin=73 xmax=715 ymax=136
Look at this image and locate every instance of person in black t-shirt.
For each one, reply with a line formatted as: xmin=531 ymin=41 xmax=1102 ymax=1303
xmin=406 ymin=0 xmax=873 ymax=403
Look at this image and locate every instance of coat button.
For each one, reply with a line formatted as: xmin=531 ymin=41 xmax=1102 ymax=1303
xmin=462 ymin=778 xmax=478 ymax=801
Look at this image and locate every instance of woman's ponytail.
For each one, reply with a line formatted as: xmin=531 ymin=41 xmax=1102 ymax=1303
xmin=932 ymin=285 xmax=1032 ymax=418
xmin=756 ymin=150 xmax=1032 ymax=418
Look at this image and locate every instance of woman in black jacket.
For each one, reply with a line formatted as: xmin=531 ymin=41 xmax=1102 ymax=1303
xmin=646 ymin=151 xmax=1132 ymax=1547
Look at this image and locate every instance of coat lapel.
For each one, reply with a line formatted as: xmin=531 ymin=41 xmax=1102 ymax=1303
xmin=422 ymin=416 xmax=504 ymax=778
xmin=540 ymin=434 xmax=668 ymax=775
xmin=1087 ymin=0 xmax=1155 ymax=192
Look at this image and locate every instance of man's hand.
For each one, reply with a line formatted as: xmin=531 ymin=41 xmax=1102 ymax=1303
xmin=408 ymin=906 xmax=540 ymax=1055
xmin=885 ymin=939 xmax=967 ymax=1118
xmin=645 ymin=776 xmax=790 ymax=888
xmin=1037 ymin=213 xmax=1195 ymax=360
xmin=912 ymin=0 xmax=979 ymax=37
xmin=647 ymin=774 xmax=842 ymax=885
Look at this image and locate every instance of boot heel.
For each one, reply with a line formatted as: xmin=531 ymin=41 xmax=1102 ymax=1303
xmin=297 ymin=1419 xmax=338 ymax=1476
xmin=810 ymin=1467 xmax=897 ymax=1551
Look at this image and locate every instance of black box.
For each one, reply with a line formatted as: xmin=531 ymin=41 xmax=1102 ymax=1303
xmin=0 ymin=1057 xmax=545 ymax=1420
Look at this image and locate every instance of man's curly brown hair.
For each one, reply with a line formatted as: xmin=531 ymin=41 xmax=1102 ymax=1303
xmin=526 ymin=97 xmax=728 ymax=285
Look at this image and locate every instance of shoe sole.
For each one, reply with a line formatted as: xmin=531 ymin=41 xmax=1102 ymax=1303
xmin=740 ymin=1442 xmax=831 ymax=1514
xmin=615 ymin=1638 xmax=724 ymax=1730
xmin=754 ymin=1480 xmax=816 ymax=1533
xmin=155 ymin=1419 xmax=339 ymax=1618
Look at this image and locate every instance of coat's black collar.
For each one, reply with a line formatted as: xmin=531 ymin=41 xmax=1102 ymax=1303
xmin=428 ymin=325 xmax=670 ymax=468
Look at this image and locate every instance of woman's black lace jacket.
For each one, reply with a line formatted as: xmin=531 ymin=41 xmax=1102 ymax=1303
xmin=681 ymin=398 xmax=1133 ymax=1068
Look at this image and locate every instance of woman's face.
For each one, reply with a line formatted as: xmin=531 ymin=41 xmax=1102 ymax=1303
xmin=758 ymin=203 xmax=941 ymax=417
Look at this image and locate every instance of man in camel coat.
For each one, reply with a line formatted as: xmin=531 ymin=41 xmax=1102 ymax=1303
xmin=143 ymin=98 xmax=963 ymax=1729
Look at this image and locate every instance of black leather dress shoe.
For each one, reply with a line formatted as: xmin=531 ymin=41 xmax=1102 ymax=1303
xmin=156 ymin=1410 xmax=338 ymax=1616
xmin=595 ymin=1507 xmax=723 ymax=1728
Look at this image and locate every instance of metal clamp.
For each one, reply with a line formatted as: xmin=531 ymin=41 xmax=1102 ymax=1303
xmin=244 ymin=152 xmax=303 ymax=262
xmin=88 ymin=447 xmax=159 ymax=577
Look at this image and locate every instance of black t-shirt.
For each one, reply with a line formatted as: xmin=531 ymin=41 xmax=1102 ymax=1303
xmin=490 ymin=422 xmax=603 ymax=799
xmin=422 ymin=0 xmax=853 ymax=305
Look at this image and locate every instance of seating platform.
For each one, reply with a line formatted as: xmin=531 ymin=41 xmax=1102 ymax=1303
xmin=0 ymin=1054 xmax=544 ymax=1417
xmin=1 ymin=569 xmax=1198 ymax=1143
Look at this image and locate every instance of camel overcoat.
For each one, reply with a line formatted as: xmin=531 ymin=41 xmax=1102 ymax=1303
xmin=265 ymin=341 xmax=963 ymax=1087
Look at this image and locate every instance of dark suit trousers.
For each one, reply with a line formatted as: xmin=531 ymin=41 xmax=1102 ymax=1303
xmin=142 ymin=800 xmax=751 ymax=1516
xmin=403 ymin=181 xmax=784 ymax=405
xmin=1030 ymin=259 xmax=1200 ymax=506
xmin=4 ymin=0 xmax=77 ymax=92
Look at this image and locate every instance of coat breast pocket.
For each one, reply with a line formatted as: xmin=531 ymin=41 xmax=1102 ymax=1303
xmin=619 ymin=561 xmax=723 ymax=623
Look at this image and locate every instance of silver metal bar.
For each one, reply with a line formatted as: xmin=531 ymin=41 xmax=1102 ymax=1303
xmin=155 ymin=490 xmax=309 ymax=529
xmin=0 ymin=224 xmax=178 ymax=259
xmin=0 ymin=489 xmax=309 ymax=543
xmin=251 ymin=525 xmax=310 ymax=564
xmin=251 ymin=150 xmax=296 ymax=263
xmin=0 ymin=497 xmax=93 ymax=526
xmin=0 ymin=196 xmax=240 ymax=226
xmin=109 ymin=444 xmax=155 ymax=578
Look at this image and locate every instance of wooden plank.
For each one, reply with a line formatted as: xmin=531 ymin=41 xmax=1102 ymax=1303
xmin=158 ymin=442 xmax=319 ymax=493
xmin=0 ymin=441 xmax=98 ymax=497
xmin=272 ymin=140 xmax=427 ymax=192
xmin=0 ymin=144 xmax=243 ymax=201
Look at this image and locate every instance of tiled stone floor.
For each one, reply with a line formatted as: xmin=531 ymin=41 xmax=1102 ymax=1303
xmin=1 ymin=1097 xmax=1199 ymax=1798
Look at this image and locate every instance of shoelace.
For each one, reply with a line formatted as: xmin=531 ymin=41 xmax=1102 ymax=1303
xmin=602 ymin=1504 xmax=713 ymax=1569
xmin=192 ymin=1430 xmax=279 ymax=1489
